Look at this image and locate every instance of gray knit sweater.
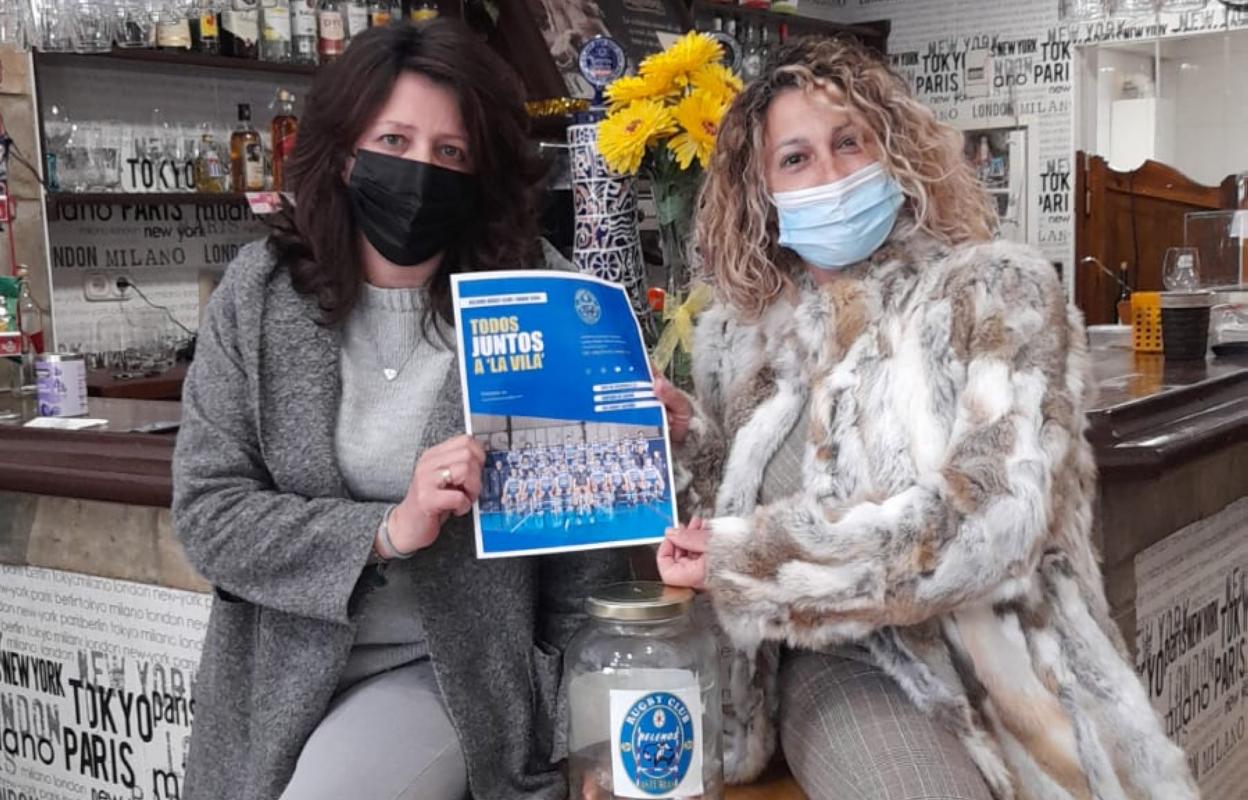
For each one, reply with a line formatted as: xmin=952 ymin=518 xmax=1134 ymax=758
xmin=334 ymin=282 xmax=454 ymax=689
xmin=173 ymin=240 xmax=629 ymax=800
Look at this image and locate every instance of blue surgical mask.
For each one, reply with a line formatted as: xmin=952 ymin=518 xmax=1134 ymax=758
xmin=772 ymin=162 xmax=905 ymax=270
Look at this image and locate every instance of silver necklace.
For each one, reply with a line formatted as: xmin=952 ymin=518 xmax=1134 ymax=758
xmin=357 ymin=315 xmax=420 ymax=382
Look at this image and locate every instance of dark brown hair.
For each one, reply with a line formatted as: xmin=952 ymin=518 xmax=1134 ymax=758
xmin=269 ymin=19 xmax=547 ymax=330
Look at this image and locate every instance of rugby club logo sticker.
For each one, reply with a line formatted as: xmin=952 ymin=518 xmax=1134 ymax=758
xmin=609 ymin=688 xmax=704 ymax=797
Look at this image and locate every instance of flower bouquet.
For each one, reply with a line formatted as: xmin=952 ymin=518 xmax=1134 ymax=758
xmin=595 ymin=32 xmax=741 ymax=379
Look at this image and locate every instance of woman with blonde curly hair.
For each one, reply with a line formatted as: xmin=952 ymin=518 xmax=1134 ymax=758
xmin=653 ymin=36 xmax=1196 ymax=800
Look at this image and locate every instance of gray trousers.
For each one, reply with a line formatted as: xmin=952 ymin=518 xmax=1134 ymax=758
xmin=279 ymin=661 xmax=468 ymax=800
xmin=779 ymin=650 xmax=992 ymax=800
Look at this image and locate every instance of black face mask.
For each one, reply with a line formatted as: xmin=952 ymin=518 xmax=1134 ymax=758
xmin=347 ymin=150 xmax=479 ymax=267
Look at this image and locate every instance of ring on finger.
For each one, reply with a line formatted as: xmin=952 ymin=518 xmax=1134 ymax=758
xmin=437 ymin=467 xmax=454 ymax=488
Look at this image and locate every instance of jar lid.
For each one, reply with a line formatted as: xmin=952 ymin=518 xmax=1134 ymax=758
xmin=586 ymin=581 xmax=694 ymax=622
xmin=1161 ymin=290 xmax=1215 ymax=309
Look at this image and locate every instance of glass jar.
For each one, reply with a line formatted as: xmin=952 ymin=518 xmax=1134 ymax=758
xmin=565 ymin=582 xmax=723 ymax=800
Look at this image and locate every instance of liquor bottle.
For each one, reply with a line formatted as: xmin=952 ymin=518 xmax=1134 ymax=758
xmin=778 ymin=22 xmax=788 ymax=45
xmin=291 ymin=0 xmax=318 ymax=64
xmin=270 ymin=90 xmax=299 ymax=192
xmin=13 ymin=267 xmax=41 ymax=396
xmin=741 ymin=23 xmax=763 ymax=81
xmin=230 ymin=104 xmax=266 ymax=192
xmin=156 ymin=5 xmax=193 ymax=50
xmin=1116 ymin=262 xmax=1133 ymax=325
xmin=317 ymin=0 xmax=347 ymax=63
xmin=408 ymin=0 xmax=438 ymax=22
xmin=345 ymin=0 xmax=369 ymax=44
xmin=725 ymin=15 xmax=737 ymax=42
xmin=760 ymin=24 xmax=771 ymax=70
xmin=194 ymin=131 xmax=229 ymax=193
xmin=261 ymin=0 xmax=293 ymax=61
xmin=368 ymin=0 xmax=391 ymax=27
xmin=190 ymin=0 xmax=221 ymax=54
xmin=221 ymin=0 xmax=261 ymax=58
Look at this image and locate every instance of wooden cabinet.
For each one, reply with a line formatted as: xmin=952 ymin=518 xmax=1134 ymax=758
xmin=1074 ymin=153 xmax=1241 ymax=326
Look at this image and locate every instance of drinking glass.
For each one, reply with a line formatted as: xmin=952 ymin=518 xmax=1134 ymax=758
xmin=95 ymin=314 xmax=129 ymax=370
xmin=59 ymin=125 xmax=92 ymax=193
xmin=1163 ymin=247 xmax=1202 ymax=292
xmin=154 ymin=120 xmax=187 ymax=191
xmin=44 ymin=106 xmax=74 ymax=192
xmin=135 ymin=110 xmax=172 ymax=192
xmin=40 ymin=0 xmax=78 ymax=52
xmin=124 ymin=308 xmax=173 ymax=373
xmin=0 ymin=0 xmax=38 ymax=49
xmin=86 ymin=123 xmax=125 ymax=191
xmin=74 ymin=0 xmax=115 ymax=53
xmin=114 ymin=0 xmax=156 ymax=47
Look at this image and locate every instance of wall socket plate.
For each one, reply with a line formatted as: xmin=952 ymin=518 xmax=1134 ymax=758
xmin=83 ymin=272 xmax=131 ymax=302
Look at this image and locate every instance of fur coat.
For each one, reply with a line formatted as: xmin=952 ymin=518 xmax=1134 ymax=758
xmin=673 ymin=223 xmax=1198 ymax=800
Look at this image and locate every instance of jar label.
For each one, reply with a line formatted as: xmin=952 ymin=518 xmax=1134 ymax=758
xmin=609 ymin=687 xmax=703 ymax=798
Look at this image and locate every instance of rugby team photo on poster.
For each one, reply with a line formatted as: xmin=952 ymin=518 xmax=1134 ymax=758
xmin=451 ymin=271 xmax=676 ymax=558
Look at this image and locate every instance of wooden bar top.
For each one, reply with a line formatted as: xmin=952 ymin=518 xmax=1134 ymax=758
xmin=0 ymin=394 xmax=181 ymax=506
xmin=1086 ymin=350 xmax=1248 ymax=477
xmin=0 ymin=348 xmax=1245 ymax=508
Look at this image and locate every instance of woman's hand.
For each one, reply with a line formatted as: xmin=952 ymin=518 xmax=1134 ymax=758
xmin=387 ymin=435 xmax=485 ymax=555
xmin=657 ymin=517 xmax=709 ymax=590
xmin=653 ymin=373 xmax=693 ymax=446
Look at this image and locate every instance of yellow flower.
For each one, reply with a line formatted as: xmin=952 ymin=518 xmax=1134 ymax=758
xmin=605 ymin=73 xmax=670 ymax=108
xmin=690 ymin=63 xmax=743 ymax=105
xmin=667 ymin=91 xmax=729 ymax=170
xmin=597 ymin=99 xmax=676 ymax=175
xmin=639 ymin=32 xmax=723 ymax=95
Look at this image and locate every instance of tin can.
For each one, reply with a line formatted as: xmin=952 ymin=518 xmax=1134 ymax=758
xmin=36 ymin=353 xmax=88 ymax=417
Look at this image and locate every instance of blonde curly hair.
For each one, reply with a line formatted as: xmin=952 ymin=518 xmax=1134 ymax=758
xmin=697 ymin=36 xmax=997 ymax=319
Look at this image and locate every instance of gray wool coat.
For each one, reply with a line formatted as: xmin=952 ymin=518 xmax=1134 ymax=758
xmin=172 ymin=240 xmax=628 ymax=800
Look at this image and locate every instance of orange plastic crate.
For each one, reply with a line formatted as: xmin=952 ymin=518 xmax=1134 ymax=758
xmin=1131 ymin=292 xmax=1163 ymax=353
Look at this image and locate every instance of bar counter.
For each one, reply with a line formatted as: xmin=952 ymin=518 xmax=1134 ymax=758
xmin=0 ymin=394 xmax=201 ymax=592
xmin=0 ymin=348 xmax=1245 ymax=800
xmin=1 ymin=349 xmax=1247 ymax=631
xmin=1084 ymin=350 xmax=1248 ymax=653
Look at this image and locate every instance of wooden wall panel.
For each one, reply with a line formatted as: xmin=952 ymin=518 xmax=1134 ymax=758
xmin=1076 ymin=153 xmax=1235 ymax=326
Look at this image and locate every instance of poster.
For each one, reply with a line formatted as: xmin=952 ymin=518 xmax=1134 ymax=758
xmin=527 ymin=0 xmax=689 ymax=98
xmin=47 ymin=200 xmax=268 ymax=352
xmin=1134 ymin=496 xmax=1248 ymax=798
xmin=0 ymin=565 xmax=209 ymax=800
xmin=452 ymin=270 xmax=676 ymax=559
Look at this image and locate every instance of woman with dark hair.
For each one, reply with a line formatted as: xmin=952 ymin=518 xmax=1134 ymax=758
xmin=172 ymin=20 xmax=624 ymax=800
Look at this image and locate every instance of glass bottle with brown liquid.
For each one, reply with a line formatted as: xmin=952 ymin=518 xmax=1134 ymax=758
xmin=270 ymin=90 xmax=299 ymax=192
xmin=230 ymin=104 xmax=266 ymax=192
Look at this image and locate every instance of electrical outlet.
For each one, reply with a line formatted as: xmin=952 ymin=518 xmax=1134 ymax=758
xmin=83 ymin=272 xmax=131 ymax=302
